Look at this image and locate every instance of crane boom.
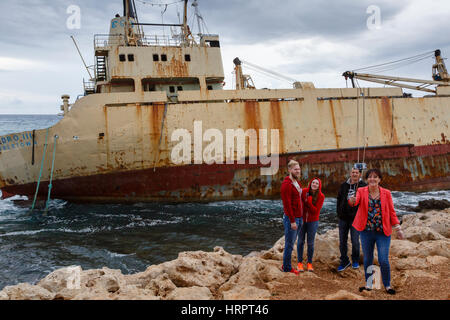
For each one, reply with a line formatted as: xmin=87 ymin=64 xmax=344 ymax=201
xmin=343 ymin=49 xmax=449 ymax=94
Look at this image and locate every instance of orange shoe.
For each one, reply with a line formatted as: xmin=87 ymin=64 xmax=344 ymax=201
xmin=297 ymin=263 xmax=305 ymax=272
xmin=307 ymin=263 xmax=314 ymax=272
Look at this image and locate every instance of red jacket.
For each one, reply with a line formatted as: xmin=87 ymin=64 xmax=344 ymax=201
xmin=349 ymin=186 xmax=400 ymax=236
xmin=301 ymin=178 xmax=325 ymax=222
xmin=281 ymin=176 xmax=303 ymax=223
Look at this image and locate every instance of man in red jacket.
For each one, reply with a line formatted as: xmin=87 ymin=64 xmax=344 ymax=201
xmin=280 ymin=159 xmax=303 ymax=274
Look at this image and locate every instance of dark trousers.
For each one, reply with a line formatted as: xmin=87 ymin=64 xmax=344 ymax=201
xmin=338 ymin=219 xmax=360 ymax=265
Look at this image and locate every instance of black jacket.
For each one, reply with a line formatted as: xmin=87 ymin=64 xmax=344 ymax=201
xmin=336 ymin=178 xmax=367 ymax=222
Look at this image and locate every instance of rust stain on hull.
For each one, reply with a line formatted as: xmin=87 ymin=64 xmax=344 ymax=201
xmin=378 ymin=97 xmax=399 ymax=145
xmin=270 ymin=100 xmax=285 ymax=153
xmin=3 ymin=144 xmax=449 ymax=202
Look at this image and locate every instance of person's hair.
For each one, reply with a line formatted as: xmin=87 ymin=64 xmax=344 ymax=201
xmin=288 ymin=159 xmax=299 ymax=170
xmin=365 ymin=168 xmax=383 ymax=180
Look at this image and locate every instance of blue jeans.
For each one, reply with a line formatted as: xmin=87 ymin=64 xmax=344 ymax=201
xmin=338 ymin=219 xmax=360 ymax=265
xmin=360 ymin=230 xmax=392 ymax=288
xmin=297 ymin=221 xmax=319 ymax=263
xmin=283 ymin=215 xmax=302 ymax=271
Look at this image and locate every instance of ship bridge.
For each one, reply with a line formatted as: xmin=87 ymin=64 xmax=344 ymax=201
xmin=88 ymin=0 xmax=225 ymax=101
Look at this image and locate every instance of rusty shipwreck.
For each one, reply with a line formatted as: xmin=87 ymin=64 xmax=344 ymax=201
xmin=0 ymin=0 xmax=449 ymax=203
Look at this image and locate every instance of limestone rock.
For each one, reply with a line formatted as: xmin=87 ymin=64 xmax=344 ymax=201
xmin=401 ymin=210 xmax=450 ymax=237
xmin=324 ymin=290 xmax=365 ymax=300
xmin=113 ymin=285 xmax=161 ymax=300
xmin=0 ymin=290 xmax=8 ymax=300
xmin=38 ymin=266 xmax=83 ymax=293
xmin=161 ymin=246 xmax=242 ymax=290
xmin=415 ymin=240 xmax=450 ymax=258
xmin=145 ymin=273 xmax=176 ymax=297
xmin=218 ymin=257 xmax=284 ymax=299
xmin=166 ymin=286 xmax=213 ymax=300
xmin=403 ymin=226 xmax=445 ymax=243
xmin=390 ymin=240 xmax=419 ymax=258
xmin=392 ymin=257 xmax=426 ymax=271
xmin=425 ymin=255 xmax=449 ymax=266
xmin=222 ymin=285 xmax=271 ymax=300
xmin=1 ymin=283 xmax=55 ymax=300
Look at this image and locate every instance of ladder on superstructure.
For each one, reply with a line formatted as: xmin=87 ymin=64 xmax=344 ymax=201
xmin=95 ymin=55 xmax=107 ymax=81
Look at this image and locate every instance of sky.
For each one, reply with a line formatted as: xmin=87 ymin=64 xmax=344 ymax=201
xmin=0 ymin=0 xmax=449 ymax=114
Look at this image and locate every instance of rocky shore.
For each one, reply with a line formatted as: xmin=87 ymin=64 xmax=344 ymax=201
xmin=0 ymin=208 xmax=449 ymax=300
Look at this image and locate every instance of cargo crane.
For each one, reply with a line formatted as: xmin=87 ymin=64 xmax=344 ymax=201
xmin=343 ymin=49 xmax=450 ymax=94
xmin=233 ymin=57 xmax=308 ymax=90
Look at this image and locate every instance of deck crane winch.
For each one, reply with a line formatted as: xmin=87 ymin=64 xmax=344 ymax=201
xmin=343 ymin=49 xmax=449 ymax=94
xmin=233 ymin=57 xmax=310 ymax=90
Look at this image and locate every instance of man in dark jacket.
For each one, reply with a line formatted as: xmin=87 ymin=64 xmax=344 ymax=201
xmin=336 ymin=166 xmax=367 ymax=271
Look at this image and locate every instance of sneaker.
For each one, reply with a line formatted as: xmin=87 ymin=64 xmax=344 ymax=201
xmin=280 ymin=265 xmax=299 ymax=275
xmin=297 ymin=263 xmax=305 ymax=272
xmin=289 ymin=268 xmax=300 ymax=275
xmin=337 ymin=261 xmax=351 ymax=272
xmin=352 ymin=262 xmax=360 ymax=269
xmin=307 ymin=263 xmax=314 ymax=272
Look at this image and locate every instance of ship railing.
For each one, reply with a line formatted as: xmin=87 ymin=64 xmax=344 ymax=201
xmin=137 ymin=34 xmax=182 ymax=47
xmin=94 ymin=34 xmax=183 ymax=49
xmin=94 ymin=34 xmax=125 ymax=49
xmin=83 ymin=79 xmax=96 ymax=95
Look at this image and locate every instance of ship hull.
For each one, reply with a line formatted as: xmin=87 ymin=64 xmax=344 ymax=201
xmin=1 ymin=88 xmax=449 ymax=203
xmin=2 ymin=143 xmax=449 ymax=202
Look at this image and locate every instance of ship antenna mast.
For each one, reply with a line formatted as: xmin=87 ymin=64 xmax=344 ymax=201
xmin=182 ymin=0 xmax=189 ymax=43
xmin=192 ymin=0 xmax=203 ymax=36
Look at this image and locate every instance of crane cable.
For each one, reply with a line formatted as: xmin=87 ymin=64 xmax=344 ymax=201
xmin=352 ymin=51 xmax=435 ymax=74
xmin=354 ymin=79 xmax=368 ymax=189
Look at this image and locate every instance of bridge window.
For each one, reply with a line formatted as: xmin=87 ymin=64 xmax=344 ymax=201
xmin=161 ymin=54 xmax=168 ymax=62
xmin=185 ymin=54 xmax=191 ymax=62
xmin=153 ymin=54 xmax=159 ymax=61
xmin=119 ymin=54 xmax=126 ymax=62
xmin=128 ymin=54 xmax=134 ymax=62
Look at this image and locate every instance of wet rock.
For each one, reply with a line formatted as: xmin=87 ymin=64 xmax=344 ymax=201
xmin=412 ymin=199 xmax=450 ymax=212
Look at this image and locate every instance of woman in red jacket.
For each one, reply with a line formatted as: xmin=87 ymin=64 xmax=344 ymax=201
xmin=297 ymin=178 xmax=325 ymax=272
xmin=349 ymin=168 xmax=404 ymax=295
